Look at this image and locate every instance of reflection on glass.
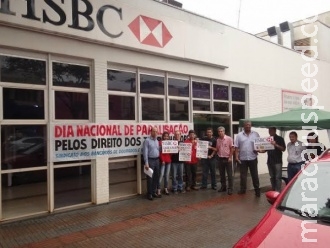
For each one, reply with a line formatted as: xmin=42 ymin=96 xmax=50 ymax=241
xmin=1 ymin=125 xmax=47 ymax=170
xmin=55 ymin=91 xmax=89 ymax=119
xmin=214 ymin=102 xmax=229 ymax=112
xmin=109 ymin=95 xmax=135 ymax=120
xmin=193 ymin=100 xmax=210 ymax=111
xmin=1 ymin=171 xmax=47 ymax=219
xmin=109 ymin=160 xmax=137 ymax=198
xmin=54 ymin=165 xmax=91 ymax=209
xmin=3 ymin=88 xmax=44 ymax=119
xmin=170 ymin=99 xmax=189 ymax=121
xmin=193 ymin=113 xmax=230 ymax=138
xmin=0 ymin=56 xmax=46 ymax=85
xmin=232 ymin=87 xmax=245 ymax=102
xmin=213 ymin=85 xmax=229 ymax=100
xmin=232 ymin=104 xmax=245 ymax=121
xmin=140 ymin=74 xmax=164 ymax=95
xmin=107 ymin=70 xmax=136 ymax=92
xmin=168 ymin=78 xmax=189 ymax=97
xmin=53 ymin=62 xmax=90 ymax=88
xmin=192 ymin=81 xmax=210 ymax=99
xmin=142 ymin=98 xmax=164 ymax=120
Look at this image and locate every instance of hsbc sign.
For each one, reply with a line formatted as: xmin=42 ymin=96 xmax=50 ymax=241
xmin=0 ymin=0 xmax=172 ymax=48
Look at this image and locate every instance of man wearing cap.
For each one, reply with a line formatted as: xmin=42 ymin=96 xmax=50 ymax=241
xmin=184 ymin=130 xmax=199 ymax=191
xmin=143 ymin=126 xmax=161 ymax=200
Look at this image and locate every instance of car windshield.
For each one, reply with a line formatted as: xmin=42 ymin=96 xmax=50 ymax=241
xmin=279 ymin=162 xmax=330 ymax=220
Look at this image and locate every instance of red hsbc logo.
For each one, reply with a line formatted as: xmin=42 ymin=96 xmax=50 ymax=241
xmin=128 ymin=15 xmax=173 ymax=48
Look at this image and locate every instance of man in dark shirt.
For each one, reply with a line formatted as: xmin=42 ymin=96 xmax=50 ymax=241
xmin=200 ymin=128 xmax=217 ymax=190
xmin=267 ymin=127 xmax=286 ymax=192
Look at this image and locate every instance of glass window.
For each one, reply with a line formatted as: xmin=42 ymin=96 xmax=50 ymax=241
xmin=3 ymin=88 xmax=44 ymax=119
xmin=107 ymin=70 xmax=136 ymax=92
xmin=193 ymin=100 xmax=210 ymax=111
xmin=232 ymin=104 xmax=245 ymax=121
xmin=140 ymin=74 xmax=164 ymax=95
xmin=214 ymin=102 xmax=229 ymax=112
xmin=1 ymin=125 xmax=47 ymax=170
xmin=53 ymin=62 xmax=90 ymax=89
xmin=170 ymin=99 xmax=189 ymax=121
xmin=1 ymin=171 xmax=47 ymax=218
xmin=233 ymin=124 xmax=240 ymax=135
xmin=193 ymin=114 xmax=230 ymax=139
xmin=192 ymin=81 xmax=210 ymax=99
xmin=213 ymin=85 xmax=229 ymax=100
xmin=232 ymin=87 xmax=245 ymax=102
xmin=54 ymin=165 xmax=91 ymax=209
xmin=109 ymin=160 xmax=137 ymax=199
xmin=0 ymin=56 xmax=46 ymax=85
xmin=168 ymin=78 xmax=189 ymax=97
xmin=142 ymin=98 xmax=164 ymax=120
xmin=55 ymin=91 xmax=89 ymax=119
xmin=109 ymin=95 xmax=135 ymax=120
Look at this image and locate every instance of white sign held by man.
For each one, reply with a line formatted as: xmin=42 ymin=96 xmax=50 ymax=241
xmin=254 ymin=136 xmax=274 ymax=150
xmin=197 ymin=140 xmax=209 ymax=158
xmin=179 ymin=143 xmax=192 ymax=161
xmin=162 ymin=140 xmax=178 ymax=153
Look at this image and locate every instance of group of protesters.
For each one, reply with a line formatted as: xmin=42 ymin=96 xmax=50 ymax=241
xmin=143 ymin=123 xmax=326 ymax=201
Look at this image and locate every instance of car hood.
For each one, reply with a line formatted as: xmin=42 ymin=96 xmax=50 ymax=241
xmin=251 ymin=209 xmax=330 ymax=247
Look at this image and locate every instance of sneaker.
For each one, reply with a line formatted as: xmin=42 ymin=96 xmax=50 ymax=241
xmin=152 ymin=193 xmax=162 ymax=198
xmin=218 ymin=186 xmax=227 ymax=192
xmin=147 ymin=195 xmax=153 ymax=200
xmin=191 ymin=186 xmax=199 ymax=191
xmin=178 ymin=189 xmax=186 ymax=193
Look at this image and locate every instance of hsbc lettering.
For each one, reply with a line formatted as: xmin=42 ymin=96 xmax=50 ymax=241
xmin=0 ymin=0 xmax=123 ymax=38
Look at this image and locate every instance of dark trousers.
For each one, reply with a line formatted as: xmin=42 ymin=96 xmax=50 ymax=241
xmin=218 ymin=157 xmax=233 ymax=190
xmin=146 ymin=158 xmax=160 ymax=196
xmin=288 ymin=162 xmax=304 ymax=182
xmin=185 ymin=163 xmax=197 ymax=188
xmin=240 ymin=159 xmax=259 ymax=191
xmin=201 ymin=158 xmax=217 ymax=188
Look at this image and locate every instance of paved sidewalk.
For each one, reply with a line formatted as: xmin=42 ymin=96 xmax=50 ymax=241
xmin=0 ymin=173 xmax=274 ymax=248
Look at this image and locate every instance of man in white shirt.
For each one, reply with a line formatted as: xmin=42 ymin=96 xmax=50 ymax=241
xmin=287 ymin=131 xmax=306 ymax=182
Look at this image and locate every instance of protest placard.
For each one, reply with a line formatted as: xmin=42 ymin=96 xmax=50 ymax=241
xmin=162 ymin=140 xmax=178 ymax=153
xmin=254 ymin=137 xmax=274 ymax=150
xmin=196 ymin=140 xmax=209 ymax=158
xmin=179 ymin=143 xmax=192 ymax=161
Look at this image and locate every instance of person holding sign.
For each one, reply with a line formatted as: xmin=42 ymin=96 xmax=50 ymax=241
xmin=171 ymin=130 xmax=185 ymax=194
xmin=200 ymin=128 xmax=217 ymax=190
xmin=266 ymin=127 xmax=286 ymax=192
xmin=216 ymin=126 xmax=234 ymax=195
xmin=184 ymin=130 xmax=199 ymax=191
xmin=234 ymin=121 xmax=261 ymax=197
xmin=157 ymin=131 xmax=172 ymax=196
xmin=143 ymin=126 xmax=161 ymax=201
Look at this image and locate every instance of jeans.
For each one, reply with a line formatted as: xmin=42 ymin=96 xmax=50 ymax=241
xmin=218 ymin=157 xmax=233 ymax=190
xmin=146 ymin=158 xmax=160 ymax=196
xmin=201 ymin=158 xmax=217 ymax=188
xmin=158 ymin=162 xmax=171 ymax=189
xmin=288 ymin=162 xmax=304 ymax=182
xmin=171 ymin=162 xmax=184 ymax=191
xmin=267 ymin=163 xmax=282 ymax=192
xmin=185 ymin=163 xmax=197 ymax=188
xmin=240 ymin=159 xmax=259 ymax=191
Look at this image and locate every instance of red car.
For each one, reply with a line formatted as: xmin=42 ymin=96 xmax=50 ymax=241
xmin=234 ymin=150 xmax=330 ymax=248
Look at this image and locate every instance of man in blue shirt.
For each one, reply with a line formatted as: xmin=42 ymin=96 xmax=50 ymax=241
xmin=143 ymin=126 xmax=161 ymax=200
